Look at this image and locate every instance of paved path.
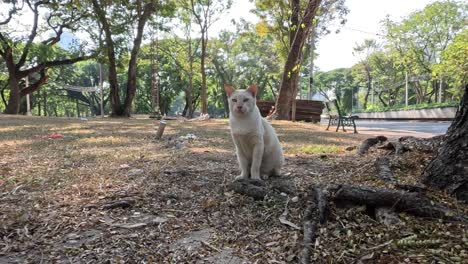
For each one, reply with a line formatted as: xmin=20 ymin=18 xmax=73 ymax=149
xmin=322 ymin=119 xmax=451 ymax=138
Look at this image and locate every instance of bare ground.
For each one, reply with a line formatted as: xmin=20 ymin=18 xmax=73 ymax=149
xmin=0 ymin=115 xmax=466 ymax=263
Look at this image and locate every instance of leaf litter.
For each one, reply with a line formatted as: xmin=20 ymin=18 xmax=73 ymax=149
xmin=0 ymin=115 xmax=466 ymax=263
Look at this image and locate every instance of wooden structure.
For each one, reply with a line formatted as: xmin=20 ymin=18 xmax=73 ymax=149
xmin=257 ymin=100 xmax=324 ymax=122
xmin=325 ymin=100 xmax=358 ymax=133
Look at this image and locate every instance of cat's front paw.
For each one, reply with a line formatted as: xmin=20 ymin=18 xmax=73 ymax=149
xmin=235 ymin=174 xmax=248 ymax=180
xmin=250 ymin=174 xmax=261 ymax=181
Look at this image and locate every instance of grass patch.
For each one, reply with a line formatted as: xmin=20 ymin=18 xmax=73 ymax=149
xmin=294 ymin=144 xmax=341 ymax=155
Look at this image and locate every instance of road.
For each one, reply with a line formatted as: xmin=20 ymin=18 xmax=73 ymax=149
xmin=355 ymin=120 xmax=450 ymax=135
xmin=321 ymin=119 xmax=452 ymax=138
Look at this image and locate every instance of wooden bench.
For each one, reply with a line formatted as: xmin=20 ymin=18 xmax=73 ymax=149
xmin=257 ymin=100 xmax=324 ymax=122
xmin=325 ymin=100 xmax=359 ymax=133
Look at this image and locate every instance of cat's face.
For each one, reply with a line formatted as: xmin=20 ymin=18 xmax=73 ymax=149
xmin=224 ymin=84 xmax=257 ymax=116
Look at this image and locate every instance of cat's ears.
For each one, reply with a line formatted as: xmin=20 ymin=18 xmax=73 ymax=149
xmin=246 ymin=84 xmax=257 ymax=97
xmin=224 ymin=84 xmax=235 ymax=97
xmin=224 ymin=84 xmax=257 ymax=97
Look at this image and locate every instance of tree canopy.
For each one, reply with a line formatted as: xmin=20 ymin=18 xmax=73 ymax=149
xmin=0 ymin=0 xmax=465 ymax=117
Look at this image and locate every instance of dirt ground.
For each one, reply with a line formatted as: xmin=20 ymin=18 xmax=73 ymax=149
xmin=0 ymin=115 xmax=466 ymax=263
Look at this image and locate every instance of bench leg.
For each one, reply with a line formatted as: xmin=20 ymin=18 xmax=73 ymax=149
xmin=341 ymin=118 xmax=347 ymax=132
xmin=352 ymin=120 xmax=358 ymax=134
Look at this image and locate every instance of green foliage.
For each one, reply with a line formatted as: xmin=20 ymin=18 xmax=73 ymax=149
xmin=361 ymin=102 xmax=459 ymax=113
xmin=1 ymin=0 xmax=465 ymax=117
xmin=434 ymin=29 xmax=468 ymax=99
xmin=315 ymin=68 xmax=358 ymax=113
xmin=210 ymin=24 xmax=282 ymax=101
xmin=382 ymin=0 xmax=466 ymax=102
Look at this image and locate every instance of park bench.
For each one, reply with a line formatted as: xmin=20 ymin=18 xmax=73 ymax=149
xmin=325 ymin=99 xmax=359 ymax=133
xmin=257 ymin=100 xmax=324 ymax=122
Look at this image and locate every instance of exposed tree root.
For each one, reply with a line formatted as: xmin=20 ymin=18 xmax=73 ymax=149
xmin=331 ymin=185 xmax=468 ymax=223
xmin=358 ymin=136 xmax=388 ymax=155
xmin=300 ymin=187 xmax=328 ymax=264
xmin=375 ymin=156 xmax=396 ymax=182
xmin=228 ymin=179 xmax=267 ymax=200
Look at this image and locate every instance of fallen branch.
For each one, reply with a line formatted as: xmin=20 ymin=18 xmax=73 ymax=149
xmin=279 ymin=198 xmax=301 ymax=230
xmin=300 ymin=187 xmax=328 ymax=264
xmin=102 ymin=199 xmax=134 ymax=210
xmin=332 ymin=185 xmax=468 ymax=223
xmin=358 ymin=136 xmax=387 ymax=155
xmin=374 ymin=156 xmax=396 ymax=182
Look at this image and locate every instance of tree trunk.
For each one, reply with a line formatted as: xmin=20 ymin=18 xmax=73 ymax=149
xmin=186 ymin=38 xmax=194 ymax=118
xmin=76 ymin=99 xmax=80 ymax=117
xmin=363 ymin=69 xmax=372 ymax=109
xmin=4 ymin=77 xmax=21 ymax=114
xmin=122 ymin=3 xmax=153 ymax=117
xmin=308 ymin=28 xmax=316 ymax=100
xmin=37 ymin=91 xmax=41 ymax=116
xmin=4 ymin=48 xmax=21 ymax=114
xmin=43 ymin=90 xmax=47 ymax=116
xmin=378 ymin=91 xmax=388 ymax=107
xmin=91 ymin=0 xmax=121 ymax=116
xmin=273 ymin=0 xmax=322 ymax=120
xmin=422 ymin=85 xmax=468 ymax=202
xmin=200 ymin=31 xmax=208 ymax=115
xmin=91 ymin=0 xmax=154 ymax=117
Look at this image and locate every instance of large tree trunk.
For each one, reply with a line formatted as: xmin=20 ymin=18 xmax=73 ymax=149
xmin=422 ymin=85 xmax=468 ymax=202
xmin=273 ymin=0 xmax=322 ymax=120
xmin=4 ymin=77 xmax=20 ymax=114
xmin=92 ymin=0 xmax=121 ymax=116
xmin=122 ymin=4 xmax=153 ymax=117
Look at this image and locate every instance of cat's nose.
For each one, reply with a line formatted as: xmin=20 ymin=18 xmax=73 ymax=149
xmin=237 ymin=106 xmax=242 ymax=110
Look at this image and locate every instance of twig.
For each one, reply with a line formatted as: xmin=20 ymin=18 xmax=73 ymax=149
xmin=362 ymin=239 xmax=394 ymax=251
xmin=201 ymin=240 xmax=221 ymax=253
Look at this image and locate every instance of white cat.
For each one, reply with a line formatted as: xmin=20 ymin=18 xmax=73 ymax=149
xmin=224 ymin=84 xmax=285 ymax=180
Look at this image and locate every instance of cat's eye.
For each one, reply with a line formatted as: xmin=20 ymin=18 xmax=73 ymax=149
xmin=232 ymin=99 xmax=237 ymax=102
xmin=243 ymin=98 xmax=249 ymax=102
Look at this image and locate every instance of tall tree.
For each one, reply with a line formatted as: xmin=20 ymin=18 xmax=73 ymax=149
xmin=91 ymin=0 xmax=157 ymax=117
xmin=178 ymin=0 xmax=231 ymax=115
xmin=0 ymin=0 xmax=94 ymax=114
xmin=272 ymin=0 xmax=322 ymax=120
xmin=307 ymin=0 xmax=348 ymax=99
xmin=352 ymin=39 xmax=379 ymax=109
xmin=253 ymin=0 xmax=348 ymax=101
xmin=422 ymin=85 xmax=467 ymax=202
xmin=433 ymin=29 xmax=468 ymax=100
xmin=384 ymin=0 xmax=466 ymax=104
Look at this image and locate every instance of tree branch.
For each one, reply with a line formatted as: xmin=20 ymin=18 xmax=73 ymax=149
xmin=20 ymin=69 xmax=48 ymax=96
xmin=17 ymin=0 xmax=44 ymax=69
xmin=0 ymin=3 xmax=20 ymax=26
xmin=18 ymin=53 xmax=95 ymax=79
